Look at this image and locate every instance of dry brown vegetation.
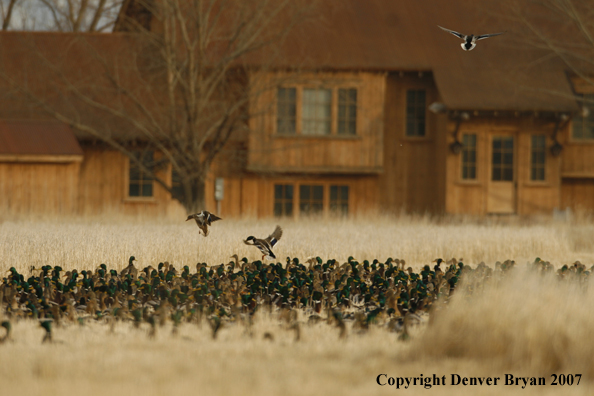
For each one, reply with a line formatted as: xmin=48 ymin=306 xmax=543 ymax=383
xmin=0 ymin=215 xmax=593 ymax=395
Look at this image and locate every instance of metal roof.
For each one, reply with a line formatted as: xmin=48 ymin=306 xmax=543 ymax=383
xmin=0 ymin=120 xmax=83 ymax=156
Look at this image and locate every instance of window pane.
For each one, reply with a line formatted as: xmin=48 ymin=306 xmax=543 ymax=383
xmin=129 ymin=151 xmax=154 ymax=198
xmin=300 ymin=184 xmax=324 ymax=216
xmin=129 ymin=184 xmax=140 ymax=197
xmin=405 ymin=90 xmax=426 ymax=137
xmin=461 ymin=134 xmax=477 ymax=180
xmin=277 ymin=87 xmax=296 ymax=134
xmin=491 ymin=137 xmax=514 ymax=182
xmin=313 ymin=185 xmax=323 ymax=200
xmin=274 ymin=184 xmax=293 ymax=217
xmin=530 ymin=135 xmax=546 ymax=181
xmin=142 ymin=182 xmax=153 ymax=197
xmin=338 ymin=88 xmax=357 ymax=135
xmin=302 ymin=88 xmax=331 ymax=135
xmin=330 ymin=185 xmax=348 ymax=216
xmin=572 ymin=94 xmax=594 ymax=140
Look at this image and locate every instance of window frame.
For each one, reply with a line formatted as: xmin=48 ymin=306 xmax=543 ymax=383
xmin=299 ymin=184 xmax=324 ymax=216
xmin=571 ymin=93 xmax=594 ymax=142
xmin=530 ymin=135 xmax=547 ymax=182
xmin=405 ymin=89 xmax=427 ymax=138
xmin=491 ymin=136 xmax=514 ymax=182
xmin=329 ymin=185 xmax=349 ymax=216
xmin=276 ymin=87 xmax=297 ymax=135
xmin=275 ymin=85 xmax=359 ymax=138
xmin=273 ymin=184 xmax=295 ymax=217
xmin=460 ymin=133 xmax=477 ymax=181
xmin=126 ymin=150 xmax=156 ymax=200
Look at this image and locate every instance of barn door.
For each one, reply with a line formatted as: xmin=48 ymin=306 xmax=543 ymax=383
xmin=487 ymin=135 xmax=516 ymax=213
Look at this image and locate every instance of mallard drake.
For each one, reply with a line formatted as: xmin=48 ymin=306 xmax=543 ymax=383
xmin=186 ymin=211 xmax=222 ymax=236
xmin=243 ymin=225 xmax=283 ymax=260
xmin=438 ymin=25 xmax=505 ymax=51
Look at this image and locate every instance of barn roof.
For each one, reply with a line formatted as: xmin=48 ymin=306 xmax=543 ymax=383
xmin=0 ymin=120 xmax=83 ymax=159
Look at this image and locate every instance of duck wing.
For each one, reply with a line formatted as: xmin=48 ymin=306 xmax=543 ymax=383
xmin=438 ymin=25 xmax=465 ymax=39
xmin=205 ymin=212 xmax=222 ymax=225
xmin=476 ymin=31 xmax=505 ymax=40
xmin=264 ymin=225 xmax=283 ymax=247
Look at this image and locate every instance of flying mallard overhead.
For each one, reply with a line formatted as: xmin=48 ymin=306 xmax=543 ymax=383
xmin=438 ymin=25 xmax=505 ymax=51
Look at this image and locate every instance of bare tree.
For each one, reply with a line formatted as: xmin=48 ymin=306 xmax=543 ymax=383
xmin=0 ymin=0 xmax=317 ymax=213
xmin=1 ymin=0 xmax=123 ymax=31
xmin=498 ymin=0 xmax=594 ymax=97
xmin=1 ymin=0 xmax=20 ymax=30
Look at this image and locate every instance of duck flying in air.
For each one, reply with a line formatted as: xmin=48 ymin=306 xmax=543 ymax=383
xmin=438 ymin=25 xmax=505 ymax=51
xmin=186 ymin=211 xmax=222 ymax=236
xmin=244 ymin=225 xmax=283 ymax=260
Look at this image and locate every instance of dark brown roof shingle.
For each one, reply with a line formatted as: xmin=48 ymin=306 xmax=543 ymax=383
xmin=0 ymin=120 xmax=83 ymax=156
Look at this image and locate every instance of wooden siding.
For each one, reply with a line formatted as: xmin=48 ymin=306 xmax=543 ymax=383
xmin=561 ymin=178 xmax=594 ymax=212
xmin=0 ymin=161 xmax=80 ymax=215
xmin=445 ymin=118 xmax=561 ymax=215
xmin=561 ymin=130 xmax=594 ymax=177
xmin=247 ymin=71 xmax=385 ymax=173
xmin=77 ymin=147 xmax=185 ymax=218
xmin=379 ymin=73 xmax=445 ymax=214
xmin=202 ymin=175 xmax=379 ymax=219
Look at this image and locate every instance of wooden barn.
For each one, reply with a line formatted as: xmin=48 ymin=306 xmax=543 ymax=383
xmin=0 ymin=0 xmax=593 ymax=218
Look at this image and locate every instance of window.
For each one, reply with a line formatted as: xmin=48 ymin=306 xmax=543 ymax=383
xmin=171 ymin=168 xmax=183 ymax=199
xmin=338 ymin=89 xmax=357 ymax=135
xmin=275 ymin=85 xmax=358 ymax=136
xmin=572 ymin=94 xmax=594 ymax=140
xmin=277 ymin=88 xmax=296 ymax=134
xmin=330 ymin=185 xmax=349 ymax=215
xmin=302 ymin=88 xmax=332 ymax=135
xmin=406 ymin=89 xmax=426 ymax=137
xmin=461 ymin=134 xmax=477 ymax=180
xmin=274 ymin=184 xmax=293 ymax=217
xmin=299 ymin=185 xmax=323 ymax=215
xmin=129 ymin=151 xmax=154 ymax=197
xmin=491 ymin=137 xmax=514 ymax=181
xmin=531 ymin=135 xmax=546 ymax=181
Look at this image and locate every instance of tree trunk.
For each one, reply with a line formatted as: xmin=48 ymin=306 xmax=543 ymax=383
xmin=180 ymin=178 xmax=206 ymax=214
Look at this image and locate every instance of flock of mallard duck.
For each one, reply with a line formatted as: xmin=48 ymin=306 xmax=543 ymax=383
xmin=0 ymin=249 xmax=590 ymax=344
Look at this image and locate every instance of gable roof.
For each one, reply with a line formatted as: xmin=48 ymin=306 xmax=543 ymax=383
xmin=0 ymin=120 xmax=83 ymax=160
xmin=114 ymin=0 xmax=579 ymax=112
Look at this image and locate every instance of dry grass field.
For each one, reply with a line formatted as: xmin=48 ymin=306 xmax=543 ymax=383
xmin=0 ymin=214 xmax=593 ymax=396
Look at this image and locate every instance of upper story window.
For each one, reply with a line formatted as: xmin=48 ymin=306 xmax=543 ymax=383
xmin=406 ymin=89 xmax=426 ymax=137
xmin=302 ymin=88 xmax=332 ymax=135
xmin=530 ymin=135 xmax=546 ymax=181
xmin=276 ymin=86 xmax=358 ymax=136
xmin=572 ymin=94 xmax=594 ymax=140
xmin=277 ymin=88 xmax=296 ymax=134
xmin=461 ymin=134 xmax=477 ymax=180
xmin=338 ymin=89 xmax=357 ymax=135
xmin=299 ymin=185 xmax=323 ymax=215
xmin=129 ymin=151 xmax=154 ymax=197
xmin=274 ymin=184 xmax=294 ymax=217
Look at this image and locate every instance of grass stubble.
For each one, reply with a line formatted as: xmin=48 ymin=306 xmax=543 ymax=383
xmin=0 ymin=215 xmax=593 ymax=396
